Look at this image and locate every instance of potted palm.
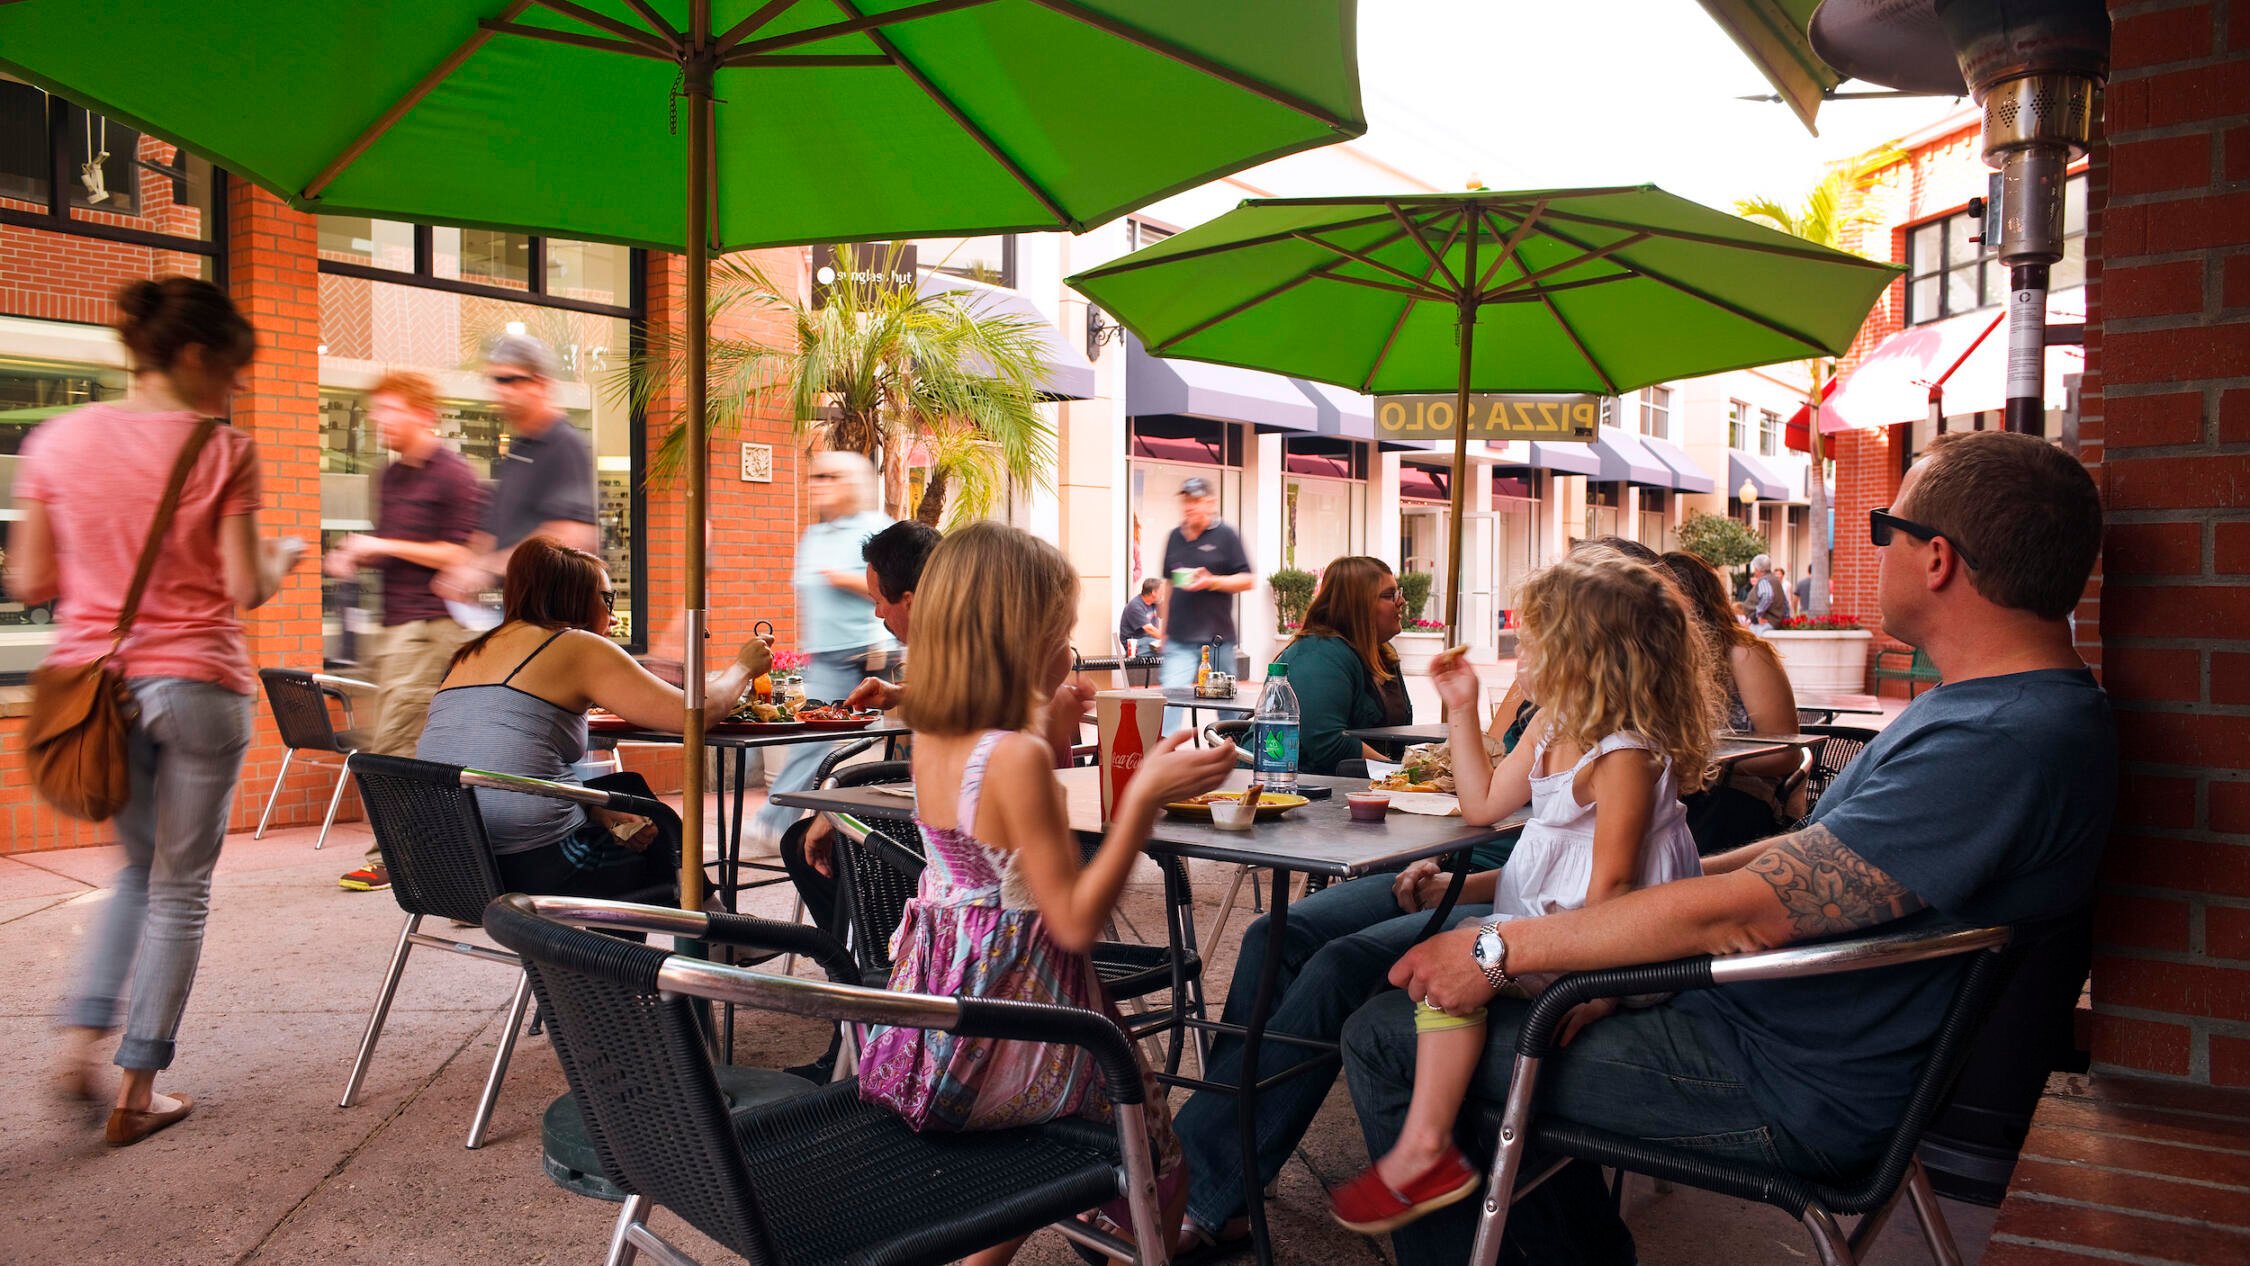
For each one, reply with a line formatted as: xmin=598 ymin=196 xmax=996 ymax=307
xmin=629 ymin=244 xmax=1054 ymax=526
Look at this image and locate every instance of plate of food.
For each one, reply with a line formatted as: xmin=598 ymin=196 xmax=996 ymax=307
xmin=796 ymin=702 xmax=884 ymax=730
xmin=1163 ymin=790 xmax=1310 ymax=821
xmin=586 ymin=707 xmax=631 ymax=731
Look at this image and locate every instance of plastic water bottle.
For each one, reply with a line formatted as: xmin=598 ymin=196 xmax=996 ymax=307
xmin=1251 ymin=661 xmax=1301 ymax=793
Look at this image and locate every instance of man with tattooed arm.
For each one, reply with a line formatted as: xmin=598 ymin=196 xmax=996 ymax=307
xmin=1346 ymin=430 xmax=2115 ymax=1263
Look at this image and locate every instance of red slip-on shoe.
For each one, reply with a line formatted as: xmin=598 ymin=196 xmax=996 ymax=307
xmin=1328 ymin=1146 xmax=1482 ymax=1235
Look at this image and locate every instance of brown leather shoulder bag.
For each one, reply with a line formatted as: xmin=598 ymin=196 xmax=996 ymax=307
xmin=24 ymin=417 xmax=219 ymax=820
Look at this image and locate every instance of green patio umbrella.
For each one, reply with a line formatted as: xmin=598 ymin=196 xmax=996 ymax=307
xmin=1069 ymin=187 xmax=1898 ymax=648
xmin=0 ymin=0 xmax=1365 ymax=908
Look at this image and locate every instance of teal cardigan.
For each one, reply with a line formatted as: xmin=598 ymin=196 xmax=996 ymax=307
xmin=1272 ymin=634 xmax=1402 ymax=775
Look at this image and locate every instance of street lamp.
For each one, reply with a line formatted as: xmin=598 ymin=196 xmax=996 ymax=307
xmin=1738 ymin=476 xmax=1759 ymax=505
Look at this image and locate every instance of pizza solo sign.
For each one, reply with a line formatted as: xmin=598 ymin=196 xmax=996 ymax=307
xmin=1376 ymin=394 xmax=1601 ymax=441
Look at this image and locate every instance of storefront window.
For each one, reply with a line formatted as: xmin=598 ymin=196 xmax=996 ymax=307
xmin=1637 ymin=488 xmax=1670 ymax=553
xmin=316 ymin=232 xmax=642 ymax=664
xmin=0 ymin=80 xmax=222 ymax=679
xmin=1282 ymin=436 xmax=1366 ymax=573
xmin=1584 ymin=483 xmax=1622 ymax=541
xmin=912 ymin=235 xmax=1014 ymax=286
xmin=1494 ymin=474 xmax=1538 ymax=620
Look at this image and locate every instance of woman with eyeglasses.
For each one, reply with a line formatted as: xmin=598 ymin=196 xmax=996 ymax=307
xmin=416 ymin=536 xmax=772 ymax=899
xmin=1270 ymin=555 xmax=1414 ymax=777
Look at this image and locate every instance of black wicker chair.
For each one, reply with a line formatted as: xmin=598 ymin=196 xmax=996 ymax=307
xmin=1800 ymin=724 xmax=1881 ymax=813
xmin=253 ymin=667 xmax=375 ymax=849
xmin=341 ymin=753 xmax=669 ymax=1148
xmin=826 ymin=780 xmax=1209 ymax=1074
xmin=1467 ymin=923 xmax=2021 ymax=1266
xmin=484 ymin=892 xmax=1173 ymax=1266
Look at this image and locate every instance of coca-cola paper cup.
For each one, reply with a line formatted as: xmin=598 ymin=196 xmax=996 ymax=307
xmin=1096 ymin=688 xmax=1166 ymax=821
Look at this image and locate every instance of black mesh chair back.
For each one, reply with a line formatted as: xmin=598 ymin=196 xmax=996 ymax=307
xmin=485 ymin=895 xmax=1156 ymax=1266
xmin=260 ymin=667 xmax=354 ymax=754
xmin=822 ymin=761 xmax=923 ymax=978
xmin=351 ymin=753 xmax=507 ymax=926
xmin=1800 ymin=724 xmax=1880 ymax=812
xmin=485 ymin=900 xmax=774 ymax=1257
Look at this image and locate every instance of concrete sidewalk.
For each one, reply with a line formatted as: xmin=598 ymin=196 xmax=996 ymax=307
xmin=2 ymin=800 xmax=1982 ymax=1266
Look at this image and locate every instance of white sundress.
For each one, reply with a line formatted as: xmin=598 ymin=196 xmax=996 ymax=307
xmin=1488 ymin=727 xmax=1702 ymax=989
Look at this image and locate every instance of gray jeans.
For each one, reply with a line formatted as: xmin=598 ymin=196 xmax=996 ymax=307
xmin=63 ymin=677 xmax=253 ymax=1071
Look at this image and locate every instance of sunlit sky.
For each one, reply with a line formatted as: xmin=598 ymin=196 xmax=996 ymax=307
xmin=1349 ymin=1 xmax=1969 ymax=210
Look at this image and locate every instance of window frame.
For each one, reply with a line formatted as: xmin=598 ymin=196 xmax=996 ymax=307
xmin=315 ymin=222 xmax=648 ymax=657
xmin=1728 ymin=398 xmax=1750 ymax=450
xmin=1639 ymin=385 xmax=1671 ymax=440
xmin=0 ymin=83 xmax=225 ymax=270
xmin=1759 ymin=408 xmax=1783 ymax=456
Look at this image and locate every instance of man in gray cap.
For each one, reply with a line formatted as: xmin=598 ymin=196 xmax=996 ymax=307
xmin=1160 ymin=474 xmax=1254 ymax=730
xmin=439 ymin=333 xmax=599 ymax=601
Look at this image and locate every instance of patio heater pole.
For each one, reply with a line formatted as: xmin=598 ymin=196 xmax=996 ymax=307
xmin=678 ymin=14 xmax=714 ymax=913
xmin=1442 ymin=204 xmax=1480 ymax=661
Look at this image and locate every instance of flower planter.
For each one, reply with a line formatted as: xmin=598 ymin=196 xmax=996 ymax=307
xmin=1393 ymin=631 xmax=1449 ymax=676
xmin=1763 ymin=628 xmax=1874 ymax=696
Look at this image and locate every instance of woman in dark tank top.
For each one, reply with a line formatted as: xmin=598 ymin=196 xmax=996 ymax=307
xmin=421 ymin=537 xmax=774 ymax=900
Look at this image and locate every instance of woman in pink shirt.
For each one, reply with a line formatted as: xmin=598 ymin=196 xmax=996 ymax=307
xmin=5 ymin=277 xmax=303 ymax=1147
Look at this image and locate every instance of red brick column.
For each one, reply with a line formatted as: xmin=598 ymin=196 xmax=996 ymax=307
xmin=2088 ymin=0 xmax=2250 ymax=1084
xmin=223 ymin=185 xmax=335 ymax=835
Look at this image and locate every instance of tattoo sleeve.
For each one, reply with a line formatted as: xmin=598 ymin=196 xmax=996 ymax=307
xmin=1746 ymin=823 xmax=1928 ymax=938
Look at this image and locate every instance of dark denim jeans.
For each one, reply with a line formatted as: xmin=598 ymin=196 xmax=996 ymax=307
xmin=1342 ymin=988 xmax=1833 ymax=1265
xmin=1173 ymin=872 xmax=1493 ymax=1233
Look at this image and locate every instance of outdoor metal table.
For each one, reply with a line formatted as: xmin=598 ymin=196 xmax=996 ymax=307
xmin=591 ymin=723 xmax=907 ymax=909
xmin=1163 ymin=684 xmax=1262 ymax=739
xmin=1343 ymin=722 xmax=1452 ymax=747
xmin=776 ymin=767 xmax=1526 ymax=1266
xmin=1712 ymin=732 xmax=1824 ymax=769
xmin=1796 ymin=692 xmax=1886 ymax=725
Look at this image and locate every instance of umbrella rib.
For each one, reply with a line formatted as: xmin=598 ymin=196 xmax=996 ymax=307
xmin=726 ymin=0 xmax=998 ymax=58
xmin=526 ymin=0 xmax=679 ymax=54
xmin=716 ymin=0 xmax=805 ymax=52
xmin=480 ymin=18 xmax=675 ymax=59
xmin=1073 ymin=212 xmax=1399 ymax=277
xmin=1538 ymin=289 xmax=1621 ymax=396
xmin=1524 ymin=216 xmax=1840 ymax=353
xmin=1150 ymin=239 xmax=1403 ymax=355
xmin=1314 ymin=272 xmax=1458 ymax=302
xmin=1025 ymin=0 xmax=1361 ymax=133
xmin=1357 ymin=212 xmax=1467 ymax=393
xmin=820 ymin=0 xmax=1074 ymax=225
xmin=304 ymin=0 xmax=536 ymax=199
xmin=1533 ymin=208 xmax=1900 ymax=269
xmin=617 ymin=0 xmax=682 ymax=41
xmin=1391 ymin=203 xmax=1464 ymax=295
xmin=1474 ymin=202 xmax=1548 ymax=294
xmin=1479 ymin=232 xmax=1651 ymax=303
xmin=736 ymin=54 xmax=894 ymax=65
xmin=1287 ymin=229 xmax=1455 ymax=301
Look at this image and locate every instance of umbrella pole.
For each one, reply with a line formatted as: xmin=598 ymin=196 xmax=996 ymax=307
xmin=1442 ymin=216 xmax=1480 ymax=662
xmin=679 ymin=34 xmax=714 ymax=913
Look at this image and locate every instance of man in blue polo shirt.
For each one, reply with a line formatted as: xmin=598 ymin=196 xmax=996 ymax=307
xmin=1345 ymin=430 xmax=2115 ymax=1263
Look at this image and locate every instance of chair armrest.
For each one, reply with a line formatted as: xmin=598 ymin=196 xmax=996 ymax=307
xmin=483 ymin=896 xmax=860 ymax=986
xmin=459 ymin=767 xmax=666 ymax=819
xmin=1513 ymin=924 xmax=2010 ymax=1059
xmin=494 ymin=894 xmax=1145 ymax=1106
xmin=812 ymin=736 xmax=882 ymax=785
xmin=702 ymin=910 xmax=861 ymax=986
xmin=314 ymin=673 xmax=379 ymax=696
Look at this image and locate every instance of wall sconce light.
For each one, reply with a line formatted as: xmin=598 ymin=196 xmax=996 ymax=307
xmin=1086 ymin=306 xmax=1128 ymax=362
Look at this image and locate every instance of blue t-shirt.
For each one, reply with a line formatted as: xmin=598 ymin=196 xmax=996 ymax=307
xmin=1680 ymin=667 xmax=2115 ymax=1173
xmin=794 ymin=509 xmax=895 ymax=654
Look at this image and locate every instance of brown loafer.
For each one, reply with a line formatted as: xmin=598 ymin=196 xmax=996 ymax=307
xmin=105 ymin=1093 xmax=194 ymax=1147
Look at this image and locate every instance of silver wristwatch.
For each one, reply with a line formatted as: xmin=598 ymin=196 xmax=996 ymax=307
xmin=1472 ymin=923 xmax=1514 ymax=992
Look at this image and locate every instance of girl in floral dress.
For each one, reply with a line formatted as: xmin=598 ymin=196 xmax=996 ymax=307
xmin=857 ymin=521 xmax=1238 ymax=1264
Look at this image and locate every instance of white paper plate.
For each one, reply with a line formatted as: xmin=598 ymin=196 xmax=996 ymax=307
xmin=446 ymin=600 xmax=503 ymax=632
xmin=1386 ymin=791 xmax=1461 ymax=817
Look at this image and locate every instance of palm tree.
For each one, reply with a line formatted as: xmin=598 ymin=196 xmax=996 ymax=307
xmin=1736 ymin=159 xmax=1891 ymax=617
xmin=628 ymin=244 xmax=1054 ymax=527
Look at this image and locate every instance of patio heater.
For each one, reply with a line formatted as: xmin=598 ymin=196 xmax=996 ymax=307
xmin=1810 ymin=0 xmax=2109 ymax=435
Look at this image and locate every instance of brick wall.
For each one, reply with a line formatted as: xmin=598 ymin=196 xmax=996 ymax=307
xmin=2085 ymin=0 xmax=2250 ymax=1087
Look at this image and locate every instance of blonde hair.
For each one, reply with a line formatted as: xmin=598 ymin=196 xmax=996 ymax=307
xmin=900 ymin=521 xmax=1078 ymax=737
xmin=1516 ymin=555 xmax=1722 ymax=793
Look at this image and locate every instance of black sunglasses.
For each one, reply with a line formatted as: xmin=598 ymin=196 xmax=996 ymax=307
xmin=1870 ymin=507 xmax=1979 ymax=570
xmin=488 ymin=373 xmax=535 ymax=387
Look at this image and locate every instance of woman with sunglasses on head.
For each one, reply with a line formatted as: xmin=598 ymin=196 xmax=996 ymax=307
xmin=415 ymin=536 xmax=772 ymax=900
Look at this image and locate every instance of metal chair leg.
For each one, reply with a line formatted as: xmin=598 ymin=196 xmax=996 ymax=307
xmin=340 ymin=913 xmax=419 ymax=1108
xmin=1905 ymin=1159 xmax=1965 ymax=1266
xmin=1799 ymin=1206 xmax=1854 ymax=1266
xmin=253 ymin=749 xmax=294 ymax=839
xmin=315 ymin=753 xmax=353 ymax=850
xmin=466 ymin=971 xmax=534 ymax=1149
xmin=1201 ymin=863 xmax=1253 ymax=963
xmin=1468 ymin=1054 xmax=1545 ymax=1266
xmin=606 ymin=1193 xmax=651 ymax=1266
xmin=780 ymin=891 xmax=806 ymax=978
